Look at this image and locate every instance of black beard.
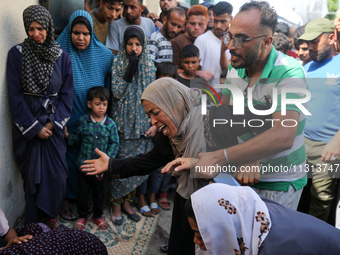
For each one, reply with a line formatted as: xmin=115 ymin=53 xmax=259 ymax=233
xmin=312 ymin=45 xmax=331 ymax=62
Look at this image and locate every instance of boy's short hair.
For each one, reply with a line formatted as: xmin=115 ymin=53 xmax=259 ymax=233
xmin=275 ymin=21 xmax=290 ymax=36
xmin=293 ymin=25 xmax=307 ymax=49
xmin=87 ymin=86 xmax=110 ymax=102
xmin=213 ymin=1 xmax=233 ymax=16
xmin=142 ymin=6 xmax=149 ymax=17
xmin=187 ymin=5 xmax=208 ymax=20
xmin=180 ymin=44 xmax=199 ymax=59
xmin=156 ymin=62 xmax=177 ymax=79
xmin=272 ymin=32 xmax=290 ymax=54
xmin=103 ymin=0 xmax=123 ymax=5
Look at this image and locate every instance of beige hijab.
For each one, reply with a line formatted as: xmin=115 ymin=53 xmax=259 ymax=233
xmin=141 ymin=77 xmax=206 ymax=199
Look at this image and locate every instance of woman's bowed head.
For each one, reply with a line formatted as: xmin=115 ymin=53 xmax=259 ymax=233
xmin=23 ymin=5 xmax=55 ymax=45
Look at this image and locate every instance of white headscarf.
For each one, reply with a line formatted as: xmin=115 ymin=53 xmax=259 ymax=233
xmin=191 ymin=183 xmax=271 ymax=255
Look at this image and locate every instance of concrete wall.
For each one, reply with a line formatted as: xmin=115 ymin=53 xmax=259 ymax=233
xmin=0 ymin=0 xmax=38 ymax=226
xmin=144 ymin=0 xmax=161 ymax=15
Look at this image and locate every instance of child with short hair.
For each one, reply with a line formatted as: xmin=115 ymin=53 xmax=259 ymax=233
xmin=90 ymin=0 xmax=124 ymax=44
xmin=176 ymin=45 xmax=201 ymax=87
xmin=65 ymin=86 xmax=119 ymax=231
xmin=156 ymin=62 xmax=177 ymax=79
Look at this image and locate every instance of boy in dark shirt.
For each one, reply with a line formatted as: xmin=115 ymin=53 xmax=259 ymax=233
xmin=176 ymin=45 xmax=200 ymax=87
xmin=65 ymin=86 xmax=119 ymax=230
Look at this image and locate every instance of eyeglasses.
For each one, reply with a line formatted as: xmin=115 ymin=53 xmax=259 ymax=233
xmin=222 ymin=32 xmax=267 ymax=49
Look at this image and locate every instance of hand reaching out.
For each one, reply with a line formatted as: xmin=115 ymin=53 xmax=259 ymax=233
xmin=233 ymin=160 xmax=260 ymax=186
xmin=161 ymin=158 xmax=199 ymax=173
xmin=81 ymin=148 xmax=109 ymax=175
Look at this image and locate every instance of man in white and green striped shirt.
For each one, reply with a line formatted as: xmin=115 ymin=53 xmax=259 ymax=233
xmin=196 ymin=1 xmax=308 ymax=210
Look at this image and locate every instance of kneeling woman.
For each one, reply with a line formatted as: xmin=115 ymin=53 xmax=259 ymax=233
xmin=186 ymin=183 xmax=340 ymax=255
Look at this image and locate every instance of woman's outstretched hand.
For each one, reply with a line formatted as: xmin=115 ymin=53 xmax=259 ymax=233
xmin=162 ymin=158 xmax=199 ymax=173
xmin=81 ymin=148 xmax=109 ymax=175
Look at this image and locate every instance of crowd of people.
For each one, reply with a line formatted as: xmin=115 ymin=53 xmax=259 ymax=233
xmin=1 ymin=0 xmax=340 ymax=254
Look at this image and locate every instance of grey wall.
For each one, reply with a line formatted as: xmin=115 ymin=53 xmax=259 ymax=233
xmin=0 ymin=0 xmax=38 ymax=226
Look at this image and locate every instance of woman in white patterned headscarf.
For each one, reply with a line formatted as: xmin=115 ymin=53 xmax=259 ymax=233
xmin=186 ymin=183 xmax=340 ymax=255
xmin=6 ymin=5 xmax=74 ymax=228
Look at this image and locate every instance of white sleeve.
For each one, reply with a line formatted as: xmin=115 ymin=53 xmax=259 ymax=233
xmin=0 ymin=209 xmax=9 ymax=237
xmin=194 ymin=36 xmax=206 ymax=66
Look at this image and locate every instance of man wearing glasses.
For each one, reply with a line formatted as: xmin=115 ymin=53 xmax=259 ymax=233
xmin=196 ymin=1 xmax=308 ymax=210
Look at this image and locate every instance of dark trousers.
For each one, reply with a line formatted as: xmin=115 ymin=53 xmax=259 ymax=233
xmin=77 ymin=172 xmax=105 ymax=219
xmin=168 ymin=192 xmax=195 ymax=255
xmin=0 ymin=237 xmax=6 ymax=248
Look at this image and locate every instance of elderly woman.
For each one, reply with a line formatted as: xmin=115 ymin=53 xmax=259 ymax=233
xmin=186 ymin=183 xmax=340 ymax=255
xmin=82 ymin=78 xmax=270 ymax=254
xmin=109 ymin=25 xmax=157 ymax=225
xmin=6 ymin=5 xmax=74 ymax=228
xmin=56 ymin=10 xmax=114 ymax=221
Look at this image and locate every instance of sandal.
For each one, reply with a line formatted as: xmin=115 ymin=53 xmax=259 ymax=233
xmin=91 ymin=217 xmax=108 ymax=230
xmin=150 ymin=202 xmax=160 ymax=215
xmin=158 ymin=193 xmax=170 ymax=210
xmin=59 ymin=208 xmax=77 ymax=221
xmin=73 ymin=218 xmax=88 ymax=231
xmin=139 ymin=205 xmax=154 ymax=217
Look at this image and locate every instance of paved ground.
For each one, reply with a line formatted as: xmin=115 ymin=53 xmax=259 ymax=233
xmin=146 ymin=188 xmax=175 ymax=255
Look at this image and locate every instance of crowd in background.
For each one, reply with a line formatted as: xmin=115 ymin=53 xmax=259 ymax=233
xmin=1 ymin=0 xmax=340 ymax=254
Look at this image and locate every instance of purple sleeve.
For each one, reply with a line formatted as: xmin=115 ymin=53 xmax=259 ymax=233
xmin=7 ymin=46 xmax=43 ymax=140
xmin=52 ymin=51 xmax=74 ymax=130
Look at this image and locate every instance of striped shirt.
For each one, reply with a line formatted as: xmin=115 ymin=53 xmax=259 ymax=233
xmin=222 ymin=46 xmax=307 ymax=191
xmin=147 ymin=31 xmax=173 ymax=63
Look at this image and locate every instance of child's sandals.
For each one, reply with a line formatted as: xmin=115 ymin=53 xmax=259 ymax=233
xmin=92 ymin=217 xmax=108 ymax=230
xmin=73 ymin=218 xmax=88 ymax=231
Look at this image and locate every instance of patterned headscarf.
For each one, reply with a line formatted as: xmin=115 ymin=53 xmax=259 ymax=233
xmin=141 ymin=78 xmax=206 ymax=198
xmin=21 ymin=5 xmax=60 ymax=94
xmin=190 ymin=183 xmax=271 ymax=255
xmin=111 ymin=26 xmax=155 ymax=139
xmin=57 ymin=10 xmax=114 ymax=132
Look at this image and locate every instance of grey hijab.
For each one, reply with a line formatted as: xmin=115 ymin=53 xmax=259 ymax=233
xmin=141 ymin=77 xmax=206 ymax=198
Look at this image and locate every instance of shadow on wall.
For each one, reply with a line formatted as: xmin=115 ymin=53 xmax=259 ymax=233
xmin=0 ymin=10 xmax=26 ymax=226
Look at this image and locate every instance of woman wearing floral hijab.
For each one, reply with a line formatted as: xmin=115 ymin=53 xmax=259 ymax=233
xmin=6 ymin=5 xmax=74 ymax=227
xmin=186 ymin=183 xmax=340 ymax=255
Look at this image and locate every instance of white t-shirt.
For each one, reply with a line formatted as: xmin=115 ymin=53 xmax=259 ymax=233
xmin=106 ymin=17 xmax=155 ymax=51
xmin=0 ymin=209 xmax=9 ymax=237
xmin=194 ymin=30 xmax=230 ymax=84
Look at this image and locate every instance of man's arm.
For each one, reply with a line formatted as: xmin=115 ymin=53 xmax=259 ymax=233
xmin=196 ymin=110 xmax=300 ymax=166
